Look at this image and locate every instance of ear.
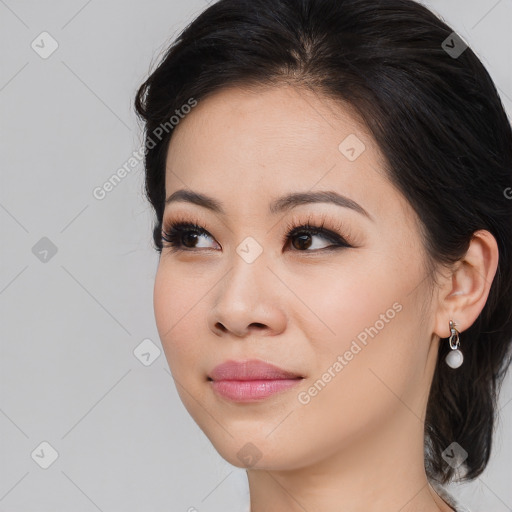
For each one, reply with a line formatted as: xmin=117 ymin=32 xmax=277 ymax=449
xmin=433 ymin=230 xmax=499 ymax=338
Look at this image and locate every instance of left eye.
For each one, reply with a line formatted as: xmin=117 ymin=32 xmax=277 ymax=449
xmin=161 ymin=221 xmax=352 ymax=253
xmin=284 ymin=225 xmax=350 ymax=251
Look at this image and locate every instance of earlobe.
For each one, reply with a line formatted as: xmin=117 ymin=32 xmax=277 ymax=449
xmin=433 ymin=229 xmax=499 ymax=338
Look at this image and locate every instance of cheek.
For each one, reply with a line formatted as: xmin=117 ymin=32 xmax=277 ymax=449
xmin=287 ymin=255 xmax=398 ymax=349
xmin=291 ymin=252 xmax=422 ymax=404
xmin=153 ymin=265 xmax=205 ymax=374
xmin=153 ymin=266 xmax=179 ymax=341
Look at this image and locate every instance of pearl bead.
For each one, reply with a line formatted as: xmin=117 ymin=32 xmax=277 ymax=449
xmin=445 ymin=349 xmax=463 ymax=368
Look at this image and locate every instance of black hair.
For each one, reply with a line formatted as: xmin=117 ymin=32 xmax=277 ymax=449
xmin=134 ymin=0 xmax=512 ymax=485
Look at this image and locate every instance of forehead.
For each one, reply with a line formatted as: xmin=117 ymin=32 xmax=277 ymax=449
xmin=167 ymin=83 xmax=377 ymax=170
xmin=164 ymin=84 xmax=406 ymax=223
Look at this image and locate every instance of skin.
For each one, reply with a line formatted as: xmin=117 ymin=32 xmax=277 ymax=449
xmin=153 ymin=84 xmax=499 ymax=512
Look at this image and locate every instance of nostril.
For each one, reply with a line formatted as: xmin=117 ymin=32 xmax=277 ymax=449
xmin=215 ymin=323 xmax=227 ymax=332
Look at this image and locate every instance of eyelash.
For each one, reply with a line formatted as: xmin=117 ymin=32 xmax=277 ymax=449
xmin=160 ymin=213 xmax=354 ymax=254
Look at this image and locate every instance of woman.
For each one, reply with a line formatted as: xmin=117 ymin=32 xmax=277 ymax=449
xmin=134 ymin=0 xmax=512 ymax=510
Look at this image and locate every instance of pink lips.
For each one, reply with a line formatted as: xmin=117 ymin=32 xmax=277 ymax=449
xmin=208 ymin=359 xmax=304 ymax=402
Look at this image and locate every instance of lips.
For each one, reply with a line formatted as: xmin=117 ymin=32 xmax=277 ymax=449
xmin=208 ymin=359 xmax=304 ymax=402
xmin=208 ymin=359 xmax=303 ymax=381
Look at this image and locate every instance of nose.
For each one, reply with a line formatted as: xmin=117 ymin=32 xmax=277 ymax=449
xmin=207 ymin=254 xmax=287 ymax=338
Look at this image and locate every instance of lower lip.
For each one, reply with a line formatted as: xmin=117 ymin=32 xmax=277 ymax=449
xmin=210 ymin=379 xmax=303 ymax=402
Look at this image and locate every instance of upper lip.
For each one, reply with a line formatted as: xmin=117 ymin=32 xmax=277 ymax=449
xmin=208 ymin=359 xmax=304 ymax=381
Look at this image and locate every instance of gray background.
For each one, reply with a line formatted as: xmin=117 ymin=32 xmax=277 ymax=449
xmin=1 ymin=0 xmax=511 ymax=511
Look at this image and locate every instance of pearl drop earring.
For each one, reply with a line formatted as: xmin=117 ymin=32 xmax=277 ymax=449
xmin=445 ymin=320 xmax=463 ymax=369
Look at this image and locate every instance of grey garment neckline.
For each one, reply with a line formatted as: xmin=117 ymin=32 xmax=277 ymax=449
xmin=429 ymin=480 xmax=473 ymax=512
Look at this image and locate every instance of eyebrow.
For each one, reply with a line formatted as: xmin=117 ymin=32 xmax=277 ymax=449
xmin=165 ymin=189 xmax=373 ymax=220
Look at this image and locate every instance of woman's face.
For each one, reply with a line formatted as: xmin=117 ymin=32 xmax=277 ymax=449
xmin=154 ymin=84 xmax=441 ymax=470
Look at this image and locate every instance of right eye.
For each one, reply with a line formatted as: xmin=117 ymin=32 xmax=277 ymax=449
xmin=161 ymin=221 xmax=220 ymax=252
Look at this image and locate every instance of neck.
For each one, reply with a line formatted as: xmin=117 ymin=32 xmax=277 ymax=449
xmin=246 ymin=405 xmax=454 ymax=512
